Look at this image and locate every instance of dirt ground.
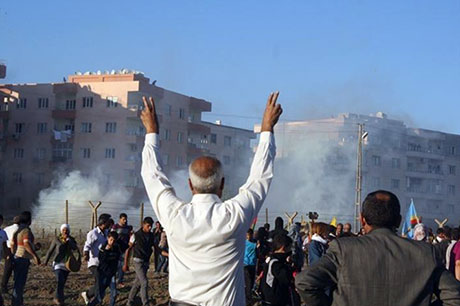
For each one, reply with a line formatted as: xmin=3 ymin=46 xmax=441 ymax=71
xmin=1 ymin=236 xmax=171 ymax=306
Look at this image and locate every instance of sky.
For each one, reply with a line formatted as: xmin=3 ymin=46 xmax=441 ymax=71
xmin=1 ymin=1 xmax=459 ymax=133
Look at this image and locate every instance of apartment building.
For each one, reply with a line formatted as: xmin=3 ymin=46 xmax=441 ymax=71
xmin=256 ymin=112 xmax=460 ymax=228
xmin=0 ymin=70 xmax=255 ymax=215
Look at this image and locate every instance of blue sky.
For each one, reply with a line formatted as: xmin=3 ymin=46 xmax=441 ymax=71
xmin=1 ymin=1 xmax=459 ymax=133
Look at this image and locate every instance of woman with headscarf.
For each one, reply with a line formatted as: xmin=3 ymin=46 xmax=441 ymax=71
xmin=43 ymin=224 xmax=80 ymax=305
xmin=413 ymin=223 xmax=429 ymax=242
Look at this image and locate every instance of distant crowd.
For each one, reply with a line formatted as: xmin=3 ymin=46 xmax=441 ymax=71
xmin=0 ymin=212 xmax=168 ymax=306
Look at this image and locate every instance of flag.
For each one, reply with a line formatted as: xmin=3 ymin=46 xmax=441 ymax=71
xmin=251 ymin=217 xmax=258 ymax=230
xmin=401 ymin=199 xmax=418 ymax=238
xmin=330 ymin=216 xmax=337 ymax=227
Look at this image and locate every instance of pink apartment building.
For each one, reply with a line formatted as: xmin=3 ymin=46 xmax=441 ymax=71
xmin=0 ymin=70 xmax=254 ymax=215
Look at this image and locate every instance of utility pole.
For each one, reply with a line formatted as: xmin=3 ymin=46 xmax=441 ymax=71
xmin=354 ymin=123 xmax=365 ymax=232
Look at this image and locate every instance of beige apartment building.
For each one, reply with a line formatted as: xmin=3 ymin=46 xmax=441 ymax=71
xmin=0 ymin=71 xmax=254 ymax=215
xmin=255 ymin=112 xmax=460 ymax=228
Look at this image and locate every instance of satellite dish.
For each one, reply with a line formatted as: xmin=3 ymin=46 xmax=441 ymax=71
xmin=96 ymin=70 xmax=101 ymax=75
xmin=84 ymin=71 xmax=90 ymax=75
xmin=111 ymin=70 xmax=116 ymax=75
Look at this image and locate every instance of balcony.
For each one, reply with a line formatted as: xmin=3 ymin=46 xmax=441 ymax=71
xmin=52 ymin=109 xmax=76 ymax=120
xmin=187 ymin=122 xmax=211 ymax=134
xmin=53 ymin=83 xmax=78 ymax=95
xmin=406 ymin=168 xmax=444 ymax=179
xmin=187 ymin=143 xmax=209 ymax=157
xmin=190 ymin=97 xmax=211 ymax=112
xmin=406 ymin=148 xmax=444 ymax=160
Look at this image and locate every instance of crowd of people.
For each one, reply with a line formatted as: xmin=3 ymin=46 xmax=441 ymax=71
xmin=0 ymin=212 xmax=169 ymax=306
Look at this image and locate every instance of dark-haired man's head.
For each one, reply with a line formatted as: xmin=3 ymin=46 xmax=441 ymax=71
xmin=119 ymin=213 xmax=128 ymax=226
xmin=343 ymin=223 xmax=352 ymax=233
xmin=436 ymin=226 xmax=451 ymax=241
xmin=247 ymin=228 xmax=254 ymax=241
xmin=98 ymin=213 xmax=112 ymax=230
xmin=360 ymin=190 xmax=401 ymax=233
xmin=257 ymin=227 xmax=268 ymax=241
xmin=336 ymin=223 xmax=343 ymax=236
xmin=273 ymin=234 xmax=292 ymax=253
xmin=142 ymin=217 xmax=154 ymax=233
xmin=0 ymin=214 xmax=3 ymax=227
xmin=264 ymin=223 xmax=270 ymax=232
xmin=18 ymin=211 xmax=32 ymax=226
xmin=275 ymin=217 xmax=284 ymax=230
xmin=107 ymin=231 xmax=118 ymax=247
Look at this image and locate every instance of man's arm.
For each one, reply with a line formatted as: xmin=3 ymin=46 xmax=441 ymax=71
xmin=83 ymin=231 xmax=95 ymax=262
xmin=140 ymin=96 xmax=184 ymax=229
xmin=295 ymin=240 xmax=340 ymax=306
xmin=123 ymin=242 xmax=134 ymax=272
xmin=455 ymin=260 xmax=460 ymax=281
xmin=43 ymin=239 xmax=57 ymax=265
xmin=434 ymin=265 xmax=460 ymax=305
xmin=23 ymin=240 xmax=40 ymax=265
xmin=227 ymin=92 xmax=282 ymax=225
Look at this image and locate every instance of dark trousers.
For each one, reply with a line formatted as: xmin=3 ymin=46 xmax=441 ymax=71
xmin=54 ymin=269 xmax=69 ymax=302
xmin=12 ymin=257 xmax=30 ymax=306
xmin=244 ymin=265 xmax=256 ymax=302
xmin=87 ymin=266 xmax=100 ymax=300
xmin=1 ymin=255 xmax=13 ymax=292
xmin=88 ymin=272 xmax=113 ymax=306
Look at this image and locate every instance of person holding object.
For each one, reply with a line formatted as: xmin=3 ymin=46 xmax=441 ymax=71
xmin=43 ymin=224 xmax=80 ymax=305
xmin=295 ymin=190 xmax=460 ymax=306
xmin=140 ymin=92 xmax=282 ymax=305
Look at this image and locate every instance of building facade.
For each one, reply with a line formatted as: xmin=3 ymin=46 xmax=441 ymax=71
xmin=256 ymin=112 xmax=460 ymax=228
xmin=0 ymin=71 xmax=254 ymax=215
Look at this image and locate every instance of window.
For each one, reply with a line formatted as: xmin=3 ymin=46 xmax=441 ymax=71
xmin=16 ymin=98 xmax=27 ymax=109
xmin=35 ymin=148 xmax=46 ymax=160
xmin=82 ymin=97 xmax=93 ymax=108
xmin=448 ymin=185 xmax=456 ymax=195
xmin=177 ymin=132 xmax=183 ymax=144
xmin=223 ymin=155 xmax=231 ymax=165
xmin=391 ymin=179 xmax=400 ymax=189
xmin=179 ymin=108 xmax=185 ymax=120
xmin=81 ymin=148 xmax=91 ymax=159
xmin=37 ymin=122 xmax=47 ymax=134
xmin=163 ymin=129 xmax=170 ymax=141
xmin=163 ymin=154 xmax=169 ymax=166
xmin=13 ymin=173 xmax=23 ymax=184
xmin=106 ymin=96 xmax=118 ymax=108
xmin=372 ymin=155 xmax=381 ymax=166
xmin=105 ymin=122 xmax=117 ymax=133
xmin=52 ymin=143 xmax=73 ymax=161
xmin=65 ymin=99 xmax=76 ymax=110
xmin=211 ymin=133 xmax=217 ymax=144
xmin=37 ymin=173 xmax=45 ymax=185
xmin=176 ymin=155 xmax=183 ymax=167
xmin=105 ymin=148 xmax=116 ymax=159
xmin=15 ymin=123 xmax=25 ymax=134
xmin=451 ymin=146 xmax=457 ymax=155
xmin=166 ymin=105 xmax=172 ymax=117
xmin=449 ymin=165 xmax=456 ymax=175
xmin=129 ymin=144 xmax=138 ymax=152
xmin=81 ymin=122 xmax=92 ymax=133
xmin=64 ymin=122 xmax=75 ymax=133
xmin=38 ymin=98 xmax=49 ymax=109
xmin=391 ymin=158 xmax=400 ymax=169
xmin=224 ymin=136 xmax=232 ymax=147
xmin=124 ymin=170 xmax=138 ymax=187
xmin=13 ymin=148 xmax=24 ymax=159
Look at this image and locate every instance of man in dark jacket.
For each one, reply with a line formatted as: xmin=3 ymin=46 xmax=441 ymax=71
xmin=124 ymin=217 xmax=155 ymax=306
xmin=295 ymin=190 xmax=460 ymax=306
xmin=269 ymin=217 xmax=288 ymax=240
xmin=261 ymin=234 xmax=298 ymax=306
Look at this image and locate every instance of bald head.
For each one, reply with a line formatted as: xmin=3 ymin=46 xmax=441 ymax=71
xmin=188 ymin=156 xmax=224 ymax=195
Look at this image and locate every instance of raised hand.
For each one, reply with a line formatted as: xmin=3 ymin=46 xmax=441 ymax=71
xmin=261 ymin=91 xmax=283 ymax=133
xmin=140 ymin=96 xmax=159 ymax=134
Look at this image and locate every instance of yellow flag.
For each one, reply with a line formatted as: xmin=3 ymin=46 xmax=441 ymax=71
xmin=330 ymin=217 xmax=337 ymax=227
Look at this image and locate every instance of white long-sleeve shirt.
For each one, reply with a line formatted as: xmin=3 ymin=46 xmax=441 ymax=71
xmin=141 ymin=131 xmax=276 ymax=306
xmin=83 ymin=226 xmax=107 ymax=268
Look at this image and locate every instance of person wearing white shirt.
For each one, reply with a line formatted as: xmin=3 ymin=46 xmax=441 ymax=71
xmin=1 ymin=215 xmax=19 ymax=294
xmin=81 ymin=213 xmax=111 ymax=305
xmin=139 ymin=92 xmax=282 ymax=306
